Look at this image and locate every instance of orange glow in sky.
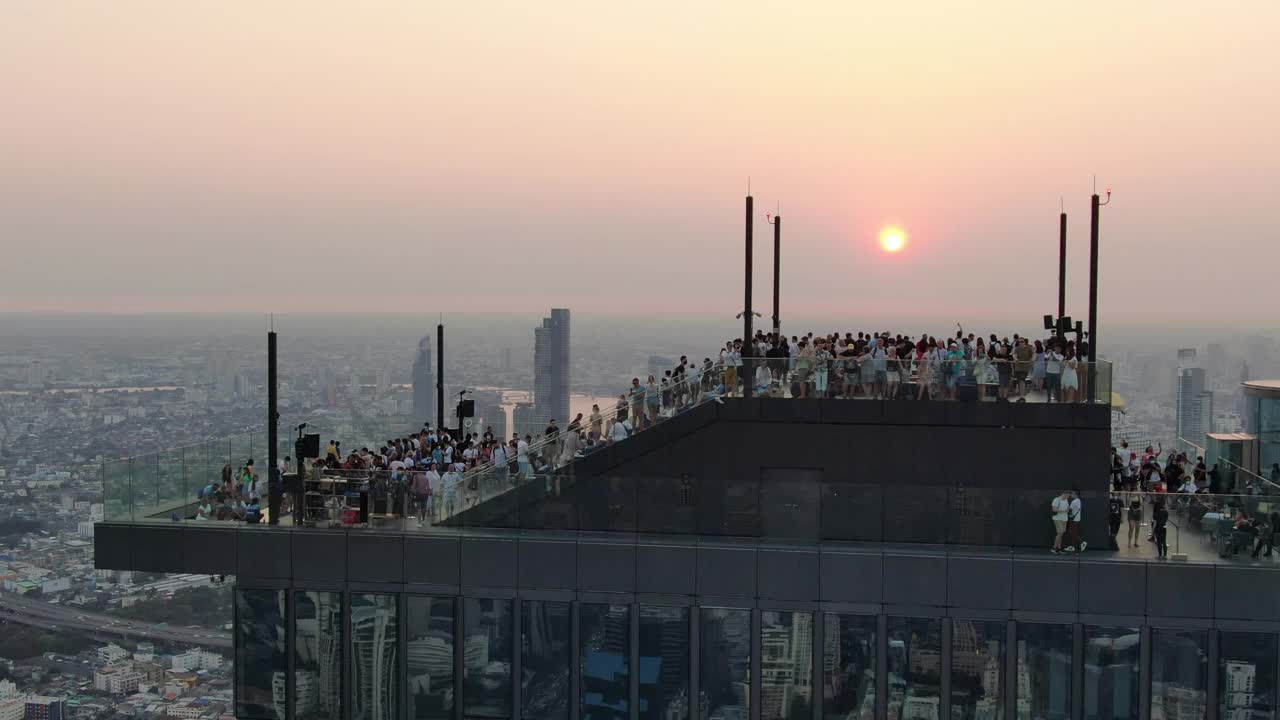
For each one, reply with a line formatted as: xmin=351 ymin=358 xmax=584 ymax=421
xmin=879 ymin=227 xmax=907 ymax=253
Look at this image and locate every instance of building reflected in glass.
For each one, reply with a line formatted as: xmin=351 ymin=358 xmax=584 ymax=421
xmin=701 ymin=608 xmax=751 ymax=720
xmin=351 ymin=594 xmax=398 ymax=720
xmin=407 ymin=596 xmax=455 ymax=720
xmin=295 ymin=591 xmax=342 ymax=720
xmin=1152 ymin=629 xmax=1207 ymax=720
xmin=522 ymin=601 xmax=570 ymax=720
xmin=950 ymin=620 xmax=1004 ymax=720
xmin=888 ymin=617 xmax=942 ymax=720
xmin=639 ymin=606 xmax=690 ymax=720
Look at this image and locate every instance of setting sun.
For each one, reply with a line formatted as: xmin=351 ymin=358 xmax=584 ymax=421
xmin=879 ymin=226 xmax=907 ymax=253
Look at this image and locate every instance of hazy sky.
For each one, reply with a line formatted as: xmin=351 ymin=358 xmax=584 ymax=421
xmin=3 ymin=2 xmax=1278 ymax=326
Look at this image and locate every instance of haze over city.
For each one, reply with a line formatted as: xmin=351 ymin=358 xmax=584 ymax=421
xmin=5 ymin=4 xmax=1280 ymax=720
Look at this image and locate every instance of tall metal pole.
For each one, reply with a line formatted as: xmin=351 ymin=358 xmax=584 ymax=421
xmin=743 ymin=194 xmax=755 ymax=399
xmin=1057 ymin=212 xmax=1067 ymax=338
xmin=267 ymin=328 xmax=280 ymax=525
xmin=1088 ymin=194 xmax=1099 ymax=362
xmin=436 ymin=323 xmax=445 ymax=434
xmin=772 ymin=213 xmax=781 ymax=339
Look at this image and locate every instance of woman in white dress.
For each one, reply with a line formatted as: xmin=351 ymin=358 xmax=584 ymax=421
xmin=1061 ymin=344 xmax=1080 ymax=402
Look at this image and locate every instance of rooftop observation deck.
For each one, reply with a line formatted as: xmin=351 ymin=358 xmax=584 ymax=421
xmin=92 ymin=356 xmax=1280 ymax=624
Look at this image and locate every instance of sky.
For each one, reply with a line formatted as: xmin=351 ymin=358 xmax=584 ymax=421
xmin=2 ymin=2 xmax=1278 ymax=327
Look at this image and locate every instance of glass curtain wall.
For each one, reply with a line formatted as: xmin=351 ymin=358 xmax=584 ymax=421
xmin=522 ymin=601 xmax=571 ymax=720
xmin=639 ymin=606 xmax=691 ymax=720
xmin=581 ymin=604 xmax=631 ymax=720
xmin=701 ymin=608 xmax=752 ymax=720
xmin=351 ymin=594 xmax=398 ymax=720
xmin=950 ymin=620 xmax=1005 ymax=720
xmin=1017 ymin=623 xmax=1073 ymax=720
xmin=236 ymin=589 xmax=288 ymax=720
xmin=463 ymin=598 xmax=514 ymax=720
xmin=407 ymin=596 xmax=455 ymax=720
xmin=760 ymin=611 xmax=814 ymax=720
xmin=887 ymin=617 xmax=942 ymax=720
xmin=295 ymin=591 xmax=343 ymax=720
xmin=1152 ymin=629 xmax=1208 ymax=720
xmin=821 ymin=614 xmax=876 ymax=720
xmin=1082 ymin=626 xmax=1140 ymax=720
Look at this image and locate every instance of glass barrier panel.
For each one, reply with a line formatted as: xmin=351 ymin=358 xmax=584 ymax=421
xmin=103 ymin=459 xmax=132 ymax=522
xmin=157 ymin=447 xmax=185 ymax=520
xmin=131 ymin=453 xmax=159 ymax=520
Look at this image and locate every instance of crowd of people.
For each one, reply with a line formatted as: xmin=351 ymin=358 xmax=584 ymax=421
xmin=646 ymin=327 xmax=1099 ymax=404
xmin=1094 ymin=441 xmax=1280 ymax=560
xmin=193 ymin=459 xmax=269 ymax=522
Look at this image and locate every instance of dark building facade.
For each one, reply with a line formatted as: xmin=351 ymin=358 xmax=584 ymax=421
xmin=95 ymin=397 xmax=1280 ymax=720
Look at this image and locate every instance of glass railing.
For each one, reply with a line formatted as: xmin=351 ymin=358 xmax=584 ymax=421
xmin=736 ymin=355 xmax=1112 ymax=404
xmin=105 ymin=457 xmax=1280 ymax=564
xmin=100 ymin=428 xmax=275 ymax=522
xmin=1177 ymin=437 xmax=1280 ymax=495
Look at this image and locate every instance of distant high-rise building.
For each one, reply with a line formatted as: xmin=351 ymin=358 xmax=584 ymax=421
xmin=533 ymin=309 xmax=570 ymax=426
xmin=471 ymin=391 xmax=507 ymax=441
xmin=1176 ymin=364 xmax=1212 ymax=447
xmin=512 ymin=402 xmax=538 ymax=440
xmin=25 ymin=359 xmax=44 ymax=389
xmin=413 ymin=337 xmax=436 ymax=422
xmin=501 ymin=347 xmax=513 ymax=371
xmin=648 ymin=355 xmax=675 ymax=380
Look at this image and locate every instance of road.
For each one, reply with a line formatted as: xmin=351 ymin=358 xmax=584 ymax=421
xmin=0 ymin=593 xmax=232 ymax=649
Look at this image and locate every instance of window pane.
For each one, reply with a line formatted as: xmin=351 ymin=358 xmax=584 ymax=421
xmin=760 ymin=611 xmax=814 ymax=720
xmin=1083 ymin=626 xmax=1140 ymax=720
xmin=522 ymin=601 xmax=570 ymax=720
xmin=640 ymin=606 xmax=690 ymax=720
xmin=701 ymin=608 xmax=752 ymax=720
xmin=351 ymin=593 xmax=399 ymax=720
xmin=1016 ymin=623 xmax=1072 ymax=720
xmin=1220 ymin=632 xmax=1277 ymax=720
xmin=464 ymin=598 xmax=513 ymax=719
xmin=951 ymin=620 xmax=1004 ymax=720
xmin=581 ymin=603 xmax=631 ymax=720
xmin=236 ymin=589 xmax=288 ymax=720
xmin=295 ymin=591 xmax=343 ymax=720
xmin=407 ymin=596 xmax=455 ymax=720
xmin=1152 ymin=629 xmax=1208 ymax=720
xmin=822 ymin=614 xmax=876 ymax=720
xmin=888 ymin=617 xmax=942 ymax=720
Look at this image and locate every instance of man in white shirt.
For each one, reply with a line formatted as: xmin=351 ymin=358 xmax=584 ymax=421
xmin=610 ymin=418 xmax=632 ymax=443
xmin=517 ymin=437 xmax=531 ymax=479
xmin=1065 ymin=491 xmax=1087 ymax=553
xmin=1051 ymin=491 xmax=1070 ymax=554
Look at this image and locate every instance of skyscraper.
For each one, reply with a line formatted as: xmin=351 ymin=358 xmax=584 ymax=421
xmin=412 ymin=336 xmax=435 ymax=422
xmin=1176 ymin=357 xmax=1212 ymax=448
xmin=533 ymin=309 xmax=570 ymax=426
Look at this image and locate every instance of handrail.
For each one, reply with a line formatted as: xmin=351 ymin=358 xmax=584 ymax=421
xmin=1177 ymin=436 xmax=1280 ymax=493
xmin=464 ymin=371 xmax=716 ymax=479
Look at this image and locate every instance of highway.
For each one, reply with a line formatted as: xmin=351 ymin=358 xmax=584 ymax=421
xmin=0 ymin=593 xmax=232 ymax=650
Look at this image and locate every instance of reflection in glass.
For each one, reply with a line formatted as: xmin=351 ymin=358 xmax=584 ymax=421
xmin=407 ymin=596 xmax=455 ymax=720
xmin=701 ymin=608 xmax=752 ymax=720
xmin=1152 ymin=629 xmax=1208 ymax=720
xmin=640 ymin=606 xmax=690 ymax=720
xmin=581 ymin=604 xmax=631 ymax=720
xmin=822 ymin=614 xmax=876 ymax=720
xmin=1017 ymin=623 xmax=1072 ymax=720
xmin=1219 ymin=632 xmax=1277 ymax=720
xmin=522 ymin=601 xmax=570 ymax=720
xmin=237 ymin=589 xmax=287 ymax=720
xmin=464 ymin=598 xmax=513 ymax=719
xmin=295 ymin=591 xmax=343 ymax=720
xmin=1083 ymin=626 xmax=1140 ymax=720
xmin=760 ymin=611 xmax=814 ymax=720
xmin=887 ymin=617 xmax=942 ymax=720
xmin=950 ymin=620 xmax=1004 ymax=720
xmin=351 ymin=594 xmax=398 ymax=720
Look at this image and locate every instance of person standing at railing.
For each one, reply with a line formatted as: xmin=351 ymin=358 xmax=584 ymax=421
xmin=1152 ymin=500 xmax=1169 ymax=558
xmin=1043 ymin=344 xmax=1064 ymax=402
xmin=626 ymin=379 xmax=644 ymax=430
xmin=645 ymin=375 xmax=660 ymax=426
xmin=1061 ymin=342 xmax=1080 ymax=403
xmin=1253 ymin=512 xmax=1278 ymax=558
xmin=588 ymin=404 xmax=603 ymax=441
xmin=517 ymin=435 xmax=532 ymax=479
xmin=720 ymin=342 xmax=739 ymax=397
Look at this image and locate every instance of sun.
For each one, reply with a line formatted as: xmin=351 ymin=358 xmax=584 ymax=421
xmin=879 ymin=226 xmax=907 ymax=253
